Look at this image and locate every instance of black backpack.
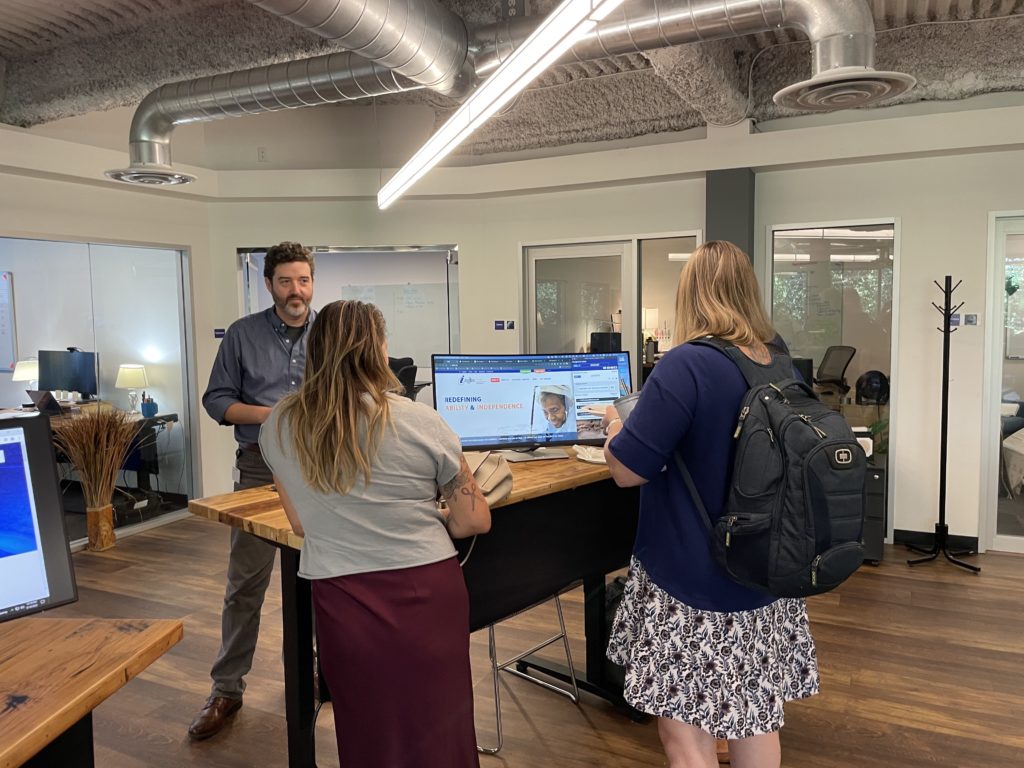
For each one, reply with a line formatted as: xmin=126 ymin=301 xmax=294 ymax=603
xmin=675 ymin=337 xmax=867 ymax=598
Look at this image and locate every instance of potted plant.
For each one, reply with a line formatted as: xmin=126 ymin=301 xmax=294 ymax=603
xmin=52 ymin=409 xmax=139 ymax=551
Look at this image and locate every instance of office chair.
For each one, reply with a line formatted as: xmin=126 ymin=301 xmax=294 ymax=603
xmin=387 ymin=356 xmax=417 ymax=399
xmin=815 ymin=345 xmax=856 ymax=396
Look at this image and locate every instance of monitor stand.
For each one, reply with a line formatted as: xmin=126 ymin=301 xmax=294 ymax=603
xmin=500 ymin=447 xmax=571 ymax=463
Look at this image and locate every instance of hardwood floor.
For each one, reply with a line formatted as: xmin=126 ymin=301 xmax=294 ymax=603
xmin=45 ymin=517 xmax=1024 ymax=767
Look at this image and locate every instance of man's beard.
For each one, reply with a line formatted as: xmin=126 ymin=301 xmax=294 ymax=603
xmin=277 ymin=296 xmax=308 ymax=319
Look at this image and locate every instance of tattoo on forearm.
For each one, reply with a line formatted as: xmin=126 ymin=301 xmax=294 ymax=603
xmin=441 ymin=466 xmax=470 ymax=500
xmin=441 ymin=458 xmax=486 ymax=514
xmin=459 ymin=483 xmax=484 ymax=511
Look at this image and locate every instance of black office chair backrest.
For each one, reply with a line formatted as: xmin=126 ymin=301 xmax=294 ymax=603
xmin=388 ymin=356 xmax=417 ymax=399
xmin=815 ymin=346 xmax=856 ymax=390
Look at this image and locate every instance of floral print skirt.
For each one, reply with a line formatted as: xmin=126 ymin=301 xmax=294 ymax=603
xmin=606 ymin=557 xmax=820 ymax=739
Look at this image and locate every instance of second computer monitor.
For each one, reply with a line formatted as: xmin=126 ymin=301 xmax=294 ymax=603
xmin=38 ymin=349 xmax=99 ymax=400
xmin=0 ymin=414 xmax=78 ymax=624
xmin=432 ymin=352 xmax=632 ymax=451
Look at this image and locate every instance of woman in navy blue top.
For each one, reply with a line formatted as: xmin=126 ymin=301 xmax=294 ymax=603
xmin=604 ymin=241 xmax=818 ymax=768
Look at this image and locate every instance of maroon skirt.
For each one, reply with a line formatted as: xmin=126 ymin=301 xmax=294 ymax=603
xmin=311 ymin=557 xmax=479 ymax=768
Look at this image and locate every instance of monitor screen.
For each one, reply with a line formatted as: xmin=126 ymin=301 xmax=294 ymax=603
xmin=432 ymin=352 xmax=632 ymax=450
xmin=38 ymin=349 xmax=99 ymax=398
xmin=0 ymin=414 xmax=78 ymax=623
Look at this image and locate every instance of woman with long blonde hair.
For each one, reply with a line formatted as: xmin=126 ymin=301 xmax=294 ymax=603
xmin=603 ymin=242 xmax=818 ymax=768
xmin=259 ymin=300 xmax=490 ymax=768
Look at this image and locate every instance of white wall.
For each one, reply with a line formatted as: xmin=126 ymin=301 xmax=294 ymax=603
xmin=757 ymin=150 xmax=1024 ymax=539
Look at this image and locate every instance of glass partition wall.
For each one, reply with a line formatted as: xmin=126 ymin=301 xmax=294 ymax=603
xmin=637 ymin=234 xmax=699 ymax=386
xmin=771 ymin=224 xmax=895 ymax=454
xmin=524 ymin=241 xmax=636 ymax=380
xmin=996 ymin=224 xmax=1024 ymax=545
xmin=0 ymin=237 xmax=195 ymax=545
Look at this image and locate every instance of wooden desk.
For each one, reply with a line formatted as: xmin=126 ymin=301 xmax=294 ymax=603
xmin=0 ymin=617 xmax=183 ymax=768
xmin=190 ymin=449 xmax=639 ymax=768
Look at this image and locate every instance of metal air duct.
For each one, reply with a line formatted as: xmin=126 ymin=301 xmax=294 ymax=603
xmin=108 ymin=0 xmax=914 ymax=186
xmin=471 ymin=0 xmax=915 ymax=110
xmin=105 ymin=53 xmax=423 ymax=185
xmin=248 ymin=0 xmax=472 ymax=95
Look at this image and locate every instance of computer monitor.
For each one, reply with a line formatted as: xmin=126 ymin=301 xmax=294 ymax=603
xmin=0 ymin=414 xmax=78 ymax=624
xmin=432 ymin=352 xmax=633 ymax=451
xmin=38 ymin=349 xmax=99 ymax=400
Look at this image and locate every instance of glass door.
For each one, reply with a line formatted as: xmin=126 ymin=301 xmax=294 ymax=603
xmin=637 ymin=234 xmax=699 ymax=386
xmin=524 ymin=241 xmax=636 ymax=379
xmin=770 ymin=222 xmax=896 ymax=539
xmin=992 ymin=218 xmax=1024 ymax=551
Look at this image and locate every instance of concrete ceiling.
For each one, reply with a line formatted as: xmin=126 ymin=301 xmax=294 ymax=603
xmin=1 ymin=0 xmax=1023 ymax=158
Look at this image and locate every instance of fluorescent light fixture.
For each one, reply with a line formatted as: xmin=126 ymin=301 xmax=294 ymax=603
xmin=830 ymin=253 xmax=880 ymax=263
xmin=774 ymin=253 xmax=811 ymax=262
xmin=377 ymin=0 xmax=625 ymax=210
xmin=668 ymin=252 xmax=692 ymax=262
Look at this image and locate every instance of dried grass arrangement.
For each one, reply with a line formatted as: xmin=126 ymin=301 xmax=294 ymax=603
xmin=53 ymin=409 xmax=139 ymax=550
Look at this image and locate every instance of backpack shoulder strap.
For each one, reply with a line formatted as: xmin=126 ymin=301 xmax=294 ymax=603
xmin=688 ymin=335 xmax=793 ymax=388
xmin=673 ymin=451 xmax=715 ymax=538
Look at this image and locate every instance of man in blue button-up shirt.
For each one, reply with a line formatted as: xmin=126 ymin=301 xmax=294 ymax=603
xmin=189 ymin=242 xmax=316 ymax=741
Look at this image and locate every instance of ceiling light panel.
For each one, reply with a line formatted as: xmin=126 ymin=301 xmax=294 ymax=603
xmin=377 ymin=0 xmax=625 ymax=209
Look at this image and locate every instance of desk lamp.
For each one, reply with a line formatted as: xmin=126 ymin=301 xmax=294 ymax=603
xmin=115 ymin=364 xmax=148 ymax=412
xmin=12 ymin=358 xmax=39 ymax=390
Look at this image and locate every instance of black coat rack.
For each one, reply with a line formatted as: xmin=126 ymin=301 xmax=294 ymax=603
xmin=907 ymin=276 xmax=980 ymax=573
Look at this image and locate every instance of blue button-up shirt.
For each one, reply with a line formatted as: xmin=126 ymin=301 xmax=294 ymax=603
xmin=202 ymin=307 xmax=314 ymax=446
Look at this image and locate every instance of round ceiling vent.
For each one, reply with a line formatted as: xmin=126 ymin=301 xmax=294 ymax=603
xmin=104 ymin=167 xmax=196 ymax=185
xmin=773 ymin=67 xmax=916 ymax=112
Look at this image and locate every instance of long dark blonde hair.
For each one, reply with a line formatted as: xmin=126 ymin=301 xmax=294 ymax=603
xmin=674 ymin=240 xmax=776 ymax=348
xmin=277 ymin=300 xmax=403 ymax=494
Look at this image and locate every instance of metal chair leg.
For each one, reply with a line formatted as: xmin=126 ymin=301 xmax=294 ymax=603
xmin=476 ymin=625 xmax=503 ymax=755
xmin=476 ymin=595 xmax=579 ymax=755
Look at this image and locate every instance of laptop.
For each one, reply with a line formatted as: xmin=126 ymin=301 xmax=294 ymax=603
xmin=25 ymin=390 xmax=64 ymax=417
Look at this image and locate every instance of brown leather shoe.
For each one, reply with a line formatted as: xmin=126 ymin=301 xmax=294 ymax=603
xmin=188 ymin=696 xmax=242 ymax=741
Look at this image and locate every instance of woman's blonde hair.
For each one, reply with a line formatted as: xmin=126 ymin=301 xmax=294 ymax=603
xmin=276 ymin=300 xmax=403 ymax=495
xmin=674 ymin=240 xmax=776 ymax=347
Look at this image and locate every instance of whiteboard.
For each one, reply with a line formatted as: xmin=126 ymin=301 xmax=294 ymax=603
xmin=0 ymin=272 xmax=15 ymax=371
xmin=341 ymin=283 xmax=450 ymax=371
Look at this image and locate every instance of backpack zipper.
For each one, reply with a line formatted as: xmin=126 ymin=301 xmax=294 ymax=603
xmin=725 ymin=515 xmax=737 ymax=546
xmin=799 ymin=414 xmax=828 ymax=439
xmin=733 ymin=406 xmax=750 ymax=438
xmin=811 ymin=554 xmax=822 ymax=587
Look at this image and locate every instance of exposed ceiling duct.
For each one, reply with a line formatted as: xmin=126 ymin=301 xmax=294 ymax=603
xmin=106 ymin=0 xmax=915 ymax=186
xmin=248 ymin=0 xmax=473 ymax=95
xmin=106 ymin=53 xmax=422 ymax=185
xmin=473 ymin=0 xmax=915 ymax=109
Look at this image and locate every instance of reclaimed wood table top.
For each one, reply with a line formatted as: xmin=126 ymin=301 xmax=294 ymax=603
xmin=0 ymin=617 xmax=183 ymax=768
xmin=189 ymin=448 xmax=612 ymax=548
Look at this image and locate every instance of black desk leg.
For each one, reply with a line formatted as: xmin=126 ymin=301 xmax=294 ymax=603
xmin=280 ymin=547 xmax=317 ymax=768
xmin=26 ymin=712 xmax=94 ymax=767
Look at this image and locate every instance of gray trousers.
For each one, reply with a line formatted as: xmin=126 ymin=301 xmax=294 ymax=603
xmin=210 ymin=448 xmax=277 ymax=700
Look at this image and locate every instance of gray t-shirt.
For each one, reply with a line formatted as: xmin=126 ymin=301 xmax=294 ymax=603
xmin=259 ymin=393 xmax=463 ymax=580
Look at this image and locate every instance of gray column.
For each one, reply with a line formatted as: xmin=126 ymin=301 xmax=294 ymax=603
xmin=705 ymin=168 xmax=755 ymax=259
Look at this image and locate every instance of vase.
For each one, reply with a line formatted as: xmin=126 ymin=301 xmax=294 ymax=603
xmin=86 ymin=504 xmax=117 ymax=551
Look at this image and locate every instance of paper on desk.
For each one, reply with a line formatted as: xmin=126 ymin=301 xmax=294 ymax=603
xmin=573 ymin=445 xmax=606 ymax=464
